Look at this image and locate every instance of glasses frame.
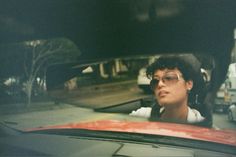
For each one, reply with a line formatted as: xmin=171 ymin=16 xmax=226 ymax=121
xmin=150 ymin=73 xmax=183 ymax=90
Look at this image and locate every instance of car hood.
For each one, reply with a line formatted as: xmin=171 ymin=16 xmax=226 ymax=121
xmin=26 ymin=120 xmax=236 ymax=147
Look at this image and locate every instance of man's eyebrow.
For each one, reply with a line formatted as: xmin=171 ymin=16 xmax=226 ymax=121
xmin=164 ymin=70 xmax=177 ymax=74
xmin=153 ymin=74 xmax=160 ymax=78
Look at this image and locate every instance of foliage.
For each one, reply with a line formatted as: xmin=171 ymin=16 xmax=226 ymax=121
xmin=23 ymin=38 xmax=80 ymax=78
xmin=0 ymin=38 xmax=81 ymax=106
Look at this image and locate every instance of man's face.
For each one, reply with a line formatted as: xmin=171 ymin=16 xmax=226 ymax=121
xmin=151 ymin=68 xmax=193 ymax=108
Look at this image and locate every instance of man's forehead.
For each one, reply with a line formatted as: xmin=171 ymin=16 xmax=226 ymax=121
xmin=154 ymin=68 xmax=181 ymax=76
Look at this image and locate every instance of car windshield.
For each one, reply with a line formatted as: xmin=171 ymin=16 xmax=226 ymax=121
xmin=0 ymin=0 xmax=236 ymax=155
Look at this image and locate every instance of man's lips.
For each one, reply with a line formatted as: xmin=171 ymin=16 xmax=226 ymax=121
xmin=158 ymin=91 xmax=169 ymax=97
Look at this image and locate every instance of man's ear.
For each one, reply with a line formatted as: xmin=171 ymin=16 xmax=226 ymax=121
xmin=186 ymin=80 xmax=193 ymax=90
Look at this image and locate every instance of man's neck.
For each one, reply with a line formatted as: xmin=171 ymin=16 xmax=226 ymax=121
xmin=161 ymin=104 xmax=188 ymax=122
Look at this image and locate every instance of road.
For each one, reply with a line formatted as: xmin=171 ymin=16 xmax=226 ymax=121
xmin=0 ymin=80 xmax=235 ymax=130
xmin=213 ymin=112 xmax=236 ymax=129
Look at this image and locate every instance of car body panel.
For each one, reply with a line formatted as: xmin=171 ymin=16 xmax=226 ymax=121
xmin=26 ymin=120 xmax=236 ymax=147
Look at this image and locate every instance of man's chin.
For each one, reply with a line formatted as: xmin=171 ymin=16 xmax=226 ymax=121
xmin=158 ymin=99 xmax=174 ymax=107
xmin=158 ymin=101 xmax=168 ymax=107
xmin=158 ymin=97 xmax=169 ymax=104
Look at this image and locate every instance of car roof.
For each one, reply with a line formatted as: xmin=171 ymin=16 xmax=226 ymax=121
xmin=0 ymin=0 xmax=235 ymax=59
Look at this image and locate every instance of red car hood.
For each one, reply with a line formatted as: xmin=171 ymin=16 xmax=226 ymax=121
xmin=26 ymin=120 xmax=236 ymax=147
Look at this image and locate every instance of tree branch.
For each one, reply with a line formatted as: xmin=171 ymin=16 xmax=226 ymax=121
xmin=24 ymin=52 xmax=29 ymax=77
xmin=34 ymin=43 xmax=66 ymax=64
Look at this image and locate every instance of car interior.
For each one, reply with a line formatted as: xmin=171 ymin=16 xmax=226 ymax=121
xmin=0 ymin=0 xmax=236 ymax=156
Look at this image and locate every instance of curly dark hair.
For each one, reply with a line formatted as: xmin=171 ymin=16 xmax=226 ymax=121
xmin=146 ymin=56 xmax=197 ymax=82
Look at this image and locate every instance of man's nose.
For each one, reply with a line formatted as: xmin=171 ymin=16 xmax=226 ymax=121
xmin=157 ymin=78 xmax=165 ymax=88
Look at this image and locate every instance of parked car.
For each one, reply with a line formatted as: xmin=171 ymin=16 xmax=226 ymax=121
xmin=228 ymin=104 xmax=236 ymax=122
xmin=214 ymin=63 xmax=236 ymax=113
xmin=137 ymin=67 xmax=151 ymax=93
xmin=214 ymin=84 xmax=232 ymax=113
xmin=1 ymin=0 xmax=236 ymax=156
xmin=214 ymin=97 xmax=232 ymax=113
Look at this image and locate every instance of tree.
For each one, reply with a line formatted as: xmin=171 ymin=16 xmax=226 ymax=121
xmin=22 ymin=38 xmax=80 ymax=106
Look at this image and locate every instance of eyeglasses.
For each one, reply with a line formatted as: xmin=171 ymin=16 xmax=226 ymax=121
xmin=150 ymin=73 xmax=183 ymax=90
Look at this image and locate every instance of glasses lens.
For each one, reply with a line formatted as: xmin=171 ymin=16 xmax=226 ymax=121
xmin=162 ymin=74 xmax=179 ymax=85
xmin=150 ymin=74 xmax=180 ymax=90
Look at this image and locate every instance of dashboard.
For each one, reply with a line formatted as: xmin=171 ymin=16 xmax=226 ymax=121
xmin=1 ymin=131 xmax=235 ymax=157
